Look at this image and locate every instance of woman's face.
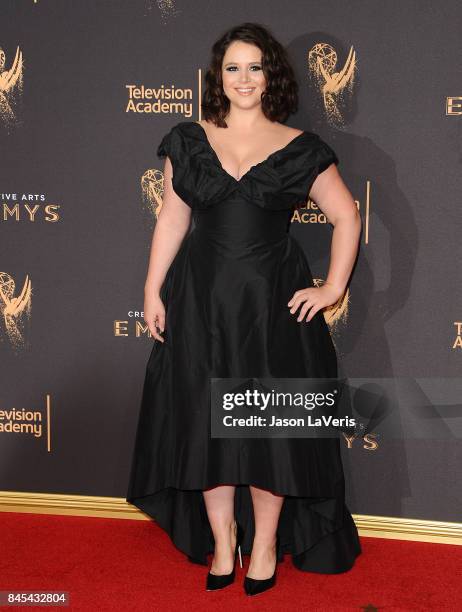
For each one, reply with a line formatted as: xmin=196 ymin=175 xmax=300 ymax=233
xmin=221 ymin=41 xmax=267 ymax=110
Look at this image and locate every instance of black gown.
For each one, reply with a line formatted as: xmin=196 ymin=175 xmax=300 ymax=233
xmin=126 ymin=120 xmax=362 ymax=573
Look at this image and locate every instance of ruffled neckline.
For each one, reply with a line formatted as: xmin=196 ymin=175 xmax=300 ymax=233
xmin=186 ymin=121 xmax=312 ymax=185
xmin=160 ymin=120 xmax=334 ymax=211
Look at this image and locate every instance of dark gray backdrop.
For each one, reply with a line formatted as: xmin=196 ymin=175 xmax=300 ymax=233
xmin=1 ymin=0 xmax=461 ymax=522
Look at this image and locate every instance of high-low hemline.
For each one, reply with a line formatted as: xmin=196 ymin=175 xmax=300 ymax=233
xmin=126 ymin=482 xmax=362 ymax=574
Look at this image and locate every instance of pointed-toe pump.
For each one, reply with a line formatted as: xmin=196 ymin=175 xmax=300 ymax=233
xmin=243 ymin=535 xmax=280 ymax=596
xmin=206 ymin=522 xmax=244 ymax=591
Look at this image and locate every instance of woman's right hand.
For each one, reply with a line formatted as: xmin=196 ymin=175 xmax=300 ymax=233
xmin=144 ymin=292 xmax=166 ymax=343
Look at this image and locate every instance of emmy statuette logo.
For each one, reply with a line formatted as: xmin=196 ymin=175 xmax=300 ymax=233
xmin=141 ymin=169 xmax=164 ymax=221
xmin=0 ymin=45 xmax=23 ymax=131
xmin=0 ymin=272 xmax=32 ymax=348
xmin=308 ymin=43 xmax=357 ymax=126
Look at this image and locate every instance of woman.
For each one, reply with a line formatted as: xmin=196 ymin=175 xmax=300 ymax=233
xmin=127 ymin=22 xmax=362 ymax=596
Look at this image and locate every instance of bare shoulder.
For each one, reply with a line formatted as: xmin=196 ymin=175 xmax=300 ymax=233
xmin=272 ymin=122 xmax=304 ymax=138
xmin=195 ymin=119 xmax=218 ymax=136
xmin=196 ymin=119 xmax=214 ymax=129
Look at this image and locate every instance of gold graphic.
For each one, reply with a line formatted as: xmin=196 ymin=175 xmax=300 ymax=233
xmin=293 ymin=192 xmax=369 ymax=246
xmin=145 ymin=0 xmax=180 ymax=21
xmin=1 ymin=199 xmax=61 ymax=222
xmin=314 ymin=277 xmax=349 ymax=330
xmin=308 ymin=43 xmax=356 ymax=125
xmin=141 ymin=169 xmax=164 ymax=220
xmin=453 ymin=322 xmax=462 ymax=349
xmin=0 ymin=272 xmax=32 ymax=348
xmin=446 ymin=97 xmax=462 ymax=115
xmin=343 ymin=432 xmax=379 ymax=450
xmin=292 ymin=199 xmax=332 ymax=224
xmin=114 ymin=311 xmax=152 ymax=338
xmin=0 ymin=45 xmax=24 ymax=130
xmin=125 ymin=85 xmax=193 ymax=116
xmin=0 ymin=394 xmax=52 ymax=451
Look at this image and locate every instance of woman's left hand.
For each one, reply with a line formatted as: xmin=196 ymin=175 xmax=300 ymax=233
xmin=288 ymin=283 xmax=343 ymax=323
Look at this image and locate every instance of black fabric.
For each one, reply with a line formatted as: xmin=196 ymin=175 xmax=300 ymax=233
xmin=126 ymin=121 xmax=361 ymax=573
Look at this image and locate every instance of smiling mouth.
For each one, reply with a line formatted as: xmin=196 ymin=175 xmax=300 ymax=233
xmin=235 ymin=88 xmax=255 ymax=95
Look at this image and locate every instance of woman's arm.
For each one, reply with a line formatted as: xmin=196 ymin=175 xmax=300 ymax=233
xmin=288 ymin=164 xmax=362 ymax=323
xmin=144 ymin=156 xmax=192 ymax=340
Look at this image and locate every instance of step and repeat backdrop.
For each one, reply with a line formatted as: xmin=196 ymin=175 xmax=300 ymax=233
xmin=1 ymin=1 xmax=461 ymax=522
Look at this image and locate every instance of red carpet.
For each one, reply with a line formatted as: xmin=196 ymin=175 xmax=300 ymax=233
xmin=1 ymin=511 xmax=460 ymax=610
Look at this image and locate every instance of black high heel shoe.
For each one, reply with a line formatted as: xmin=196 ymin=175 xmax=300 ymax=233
xmin=206 ymin=521 xmax=244 ymax=591
xmin=243 ymin=535 xmax=280 ymax=596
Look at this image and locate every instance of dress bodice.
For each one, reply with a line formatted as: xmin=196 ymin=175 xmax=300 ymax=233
xmin=156 ymin=120 xmax=338 ymax=211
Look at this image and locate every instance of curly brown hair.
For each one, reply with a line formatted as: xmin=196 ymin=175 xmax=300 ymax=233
xmin=202 ymin=22 xmax=299 ymax=127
